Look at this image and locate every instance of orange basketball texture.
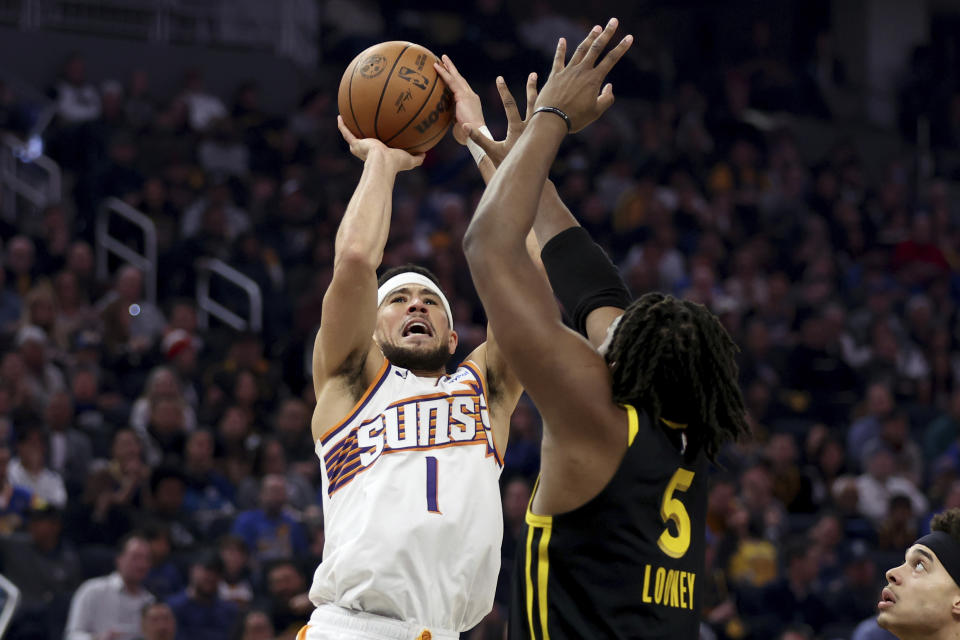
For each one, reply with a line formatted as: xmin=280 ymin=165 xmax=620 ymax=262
xmin=338 ymin=41 xmax=453 ymax=153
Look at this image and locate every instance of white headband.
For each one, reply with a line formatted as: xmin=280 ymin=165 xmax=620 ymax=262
xmin=377 ymin=273 xmax=453 ymax=328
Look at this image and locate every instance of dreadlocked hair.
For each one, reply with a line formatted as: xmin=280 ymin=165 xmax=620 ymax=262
xmin=604 ymin=292 xmax=749 ymax=461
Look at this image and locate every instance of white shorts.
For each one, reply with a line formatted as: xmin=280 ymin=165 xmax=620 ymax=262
xmin=299 ymin=604 xmax=459 ymax=640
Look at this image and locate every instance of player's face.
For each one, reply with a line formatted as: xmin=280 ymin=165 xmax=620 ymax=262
xmin=877 ymin=545 xmax=960 ymax=636
xmin=375 ymin=286 xmax=457 ymax=372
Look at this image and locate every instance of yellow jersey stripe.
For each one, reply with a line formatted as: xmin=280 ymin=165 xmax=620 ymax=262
xmin=537 ymin=524 xmax=552 ymax=640
xmin=525 ymin=475 xmax=554 ymax=528
xmin=626 ymin=404 xmax=639 ymax=446
xmin=525 ymin=525 xmax=536 ymax=639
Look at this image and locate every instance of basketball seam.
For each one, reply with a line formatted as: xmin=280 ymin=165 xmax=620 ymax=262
xmin=347 ymin=58 xmax=367 ymax=139
xmin=384 ymin=61 xmax=442 ymax=145
xmin=374 ymin=44 xmax=412 ymax=140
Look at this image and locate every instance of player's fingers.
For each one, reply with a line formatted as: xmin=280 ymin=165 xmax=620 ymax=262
xmin=569 ymin=25 xmax=602 ymax=66
xmin=596 ymin=34 xmax=634 ymax=75
xmin=410 ymin=152 xmax=426 ymax=167
xmin=524 ymin=72 xmax=538 ymax=120
xmin=441 ymin=54 xmax=463 ymax=77
xmin=551 ymin=38 xmax=567 ymax=75
xmin=584 ymin=18 xmax=619 ymax=66
xmin=337 ymin=115 xmax=357 ymax=143
xmin=463 ymin=124 xmax=497 ymax=155
xmin=595 ymin=83 xmax=615 ymax=114
xmin=496 ymin=76 xmax=521 ymax=124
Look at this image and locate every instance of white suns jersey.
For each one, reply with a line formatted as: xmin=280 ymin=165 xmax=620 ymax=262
xmin=309 ymin=359 xmax=504 ymax=633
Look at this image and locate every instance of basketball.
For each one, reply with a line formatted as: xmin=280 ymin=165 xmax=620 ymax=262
xmin=338 ymin=41 xmax=453 ymax=153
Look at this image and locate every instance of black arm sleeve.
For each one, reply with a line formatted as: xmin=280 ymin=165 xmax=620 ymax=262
xmin=540 ymin=226 xmax=631 ymax=336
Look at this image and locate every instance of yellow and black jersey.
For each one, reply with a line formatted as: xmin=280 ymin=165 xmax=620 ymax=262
xmin=509 ymin=405 xmax=706 ymax=640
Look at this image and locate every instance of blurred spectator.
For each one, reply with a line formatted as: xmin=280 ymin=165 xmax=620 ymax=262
xmin=138 ymin=602 xmax=177 ymax=640
xmin=178 ymin=68 xmax=228 ymax=133
xmin=236 ymin=438 xmax=313 ymax=511
xmin=270 ymin=397 xmax=314 ymax=476
xmin=125 ymin=69 xmax=158 ymax=132
xmin=926 ymin=388 xmax=960 ymax=463
xmin=9 ymin=423 xmax=67 ymax=508
xmin=739 ymin=461 xmax=786 ymax=542
xmin=44 ymin=390 xmax=93 ymax=497
xmin=167 ymin=554 xmax=238 ymax=640
xmin=64 ymin=533 xmax=154 ymax=640
xmin=181 ymin=429 xmax=235 ymax=533
xmin=0 ymin=265 xmax=22 ymax=334
xmin=238 ymin=609 xmax=275 ymax=640
xmin=52 ymin=53 xmax=101 ymax=124
xmin=18 ymin=324 xmax=67 ymax=409
xmin=218 ymin=535 xmax=254 ymax=609
xmin=142 ymin=524 xmax=184 ymax=600
xmin=876 ymin=494 xmax=919 ymax=551
xmin=131 ymin=366 xmax=198 ymax=457
xmin=739 ymin=538 xmax=829 ymax=636
xmin=848 ymin=381 xmax=895 ymax=457
xmin=1 ymin=502 xmax=81 ymax=639
xmin=231 ymin=474 xmax=307 ymax=565
xmin=141 ymin=466 xmax=195 ymax=550
xmin=861 ymin=410 xmax=924 ymax=486
xmin=0 ymin=440 xmax=35 ymax=535
xmin=257 ymin=558 xmax=311 ymax=639
xmin=856 ymin=449 xmax=928 ymax=523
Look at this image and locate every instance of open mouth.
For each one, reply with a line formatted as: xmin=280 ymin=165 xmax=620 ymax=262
xmin=402 ymin=319 xmax=433 ymax=338
xmin=878 ymin=587 xmax=896 ymax=610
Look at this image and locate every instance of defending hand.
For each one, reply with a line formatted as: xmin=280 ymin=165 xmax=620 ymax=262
xmin=337 ymin=116 xmax=425 ymax=172
xmin=463 ymin=72 xmax=539 ymax=167
xmin=534 ymin=18 xmax=633 ymax=133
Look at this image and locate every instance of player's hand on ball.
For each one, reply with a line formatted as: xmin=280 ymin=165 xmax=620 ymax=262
xmin=337 ymin=116 xmax=425 ymax=171
xmin=433 ymin=55 xmax=484 ymax=146
xmin=463 ymin=72 xmax=539 ymax=166
xmin=535 ymin=18 xmax=633 ymax=133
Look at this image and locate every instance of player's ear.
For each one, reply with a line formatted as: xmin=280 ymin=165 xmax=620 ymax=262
xmin=447 ymin=329 xmax=458 ymax=354
xmin=952 ymin=589 xmax=960 ymax=616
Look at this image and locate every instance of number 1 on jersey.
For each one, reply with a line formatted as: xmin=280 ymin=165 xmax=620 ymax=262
xmin=658 ymin=467 xmax=695 ymax=558
xmin=426 ymin=456 xmax=441 ymax=514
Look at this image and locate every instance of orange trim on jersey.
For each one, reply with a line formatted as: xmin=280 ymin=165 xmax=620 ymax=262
xmin=319 ymin=360 xmax=391 ymax=445
xmin=296 ymin=625 xmax=310 ymax=640
xmin=461 ymin=360 xmax=504 ymax=465
xmin=461 ymin=360 xmax=487 ymax=397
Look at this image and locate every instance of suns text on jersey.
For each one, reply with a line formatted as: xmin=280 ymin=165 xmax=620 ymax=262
xmin=324 ymin=391 xmax=496 ymax=495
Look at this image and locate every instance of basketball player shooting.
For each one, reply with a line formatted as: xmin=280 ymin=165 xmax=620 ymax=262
xmin=300 ymin=120 xmax=524 ymax=639
xmin=463 ymin=19 xmax=749 ymax=639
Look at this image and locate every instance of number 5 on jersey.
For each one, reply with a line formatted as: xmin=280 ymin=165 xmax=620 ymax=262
xmin=658 ymin=468 xmax=695 ymax=559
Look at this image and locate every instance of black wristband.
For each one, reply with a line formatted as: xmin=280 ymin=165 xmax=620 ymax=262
xmin=541 ymin=227 xmax=631 ymax=336
xmin=533 ymin=106 xmax=572 ymax=132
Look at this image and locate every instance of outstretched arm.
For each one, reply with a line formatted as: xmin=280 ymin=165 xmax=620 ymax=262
xmin=312 ymin=118 xmax=424 ymax=395
xmin=464 ymin=20 xmax=633 ymax=447
xmin=460 ymin=63 xmax=631 ymax=348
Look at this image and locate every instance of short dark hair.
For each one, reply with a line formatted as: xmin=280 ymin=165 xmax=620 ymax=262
xmin=931 ymin=508 xmax=960 ymax=544
xmin=604 ymin=293 xmax=749 ymax=461
xmin=141 ymin=601 xmax=173 ymax=619
xmin=118 ymin=531 xmax=149 ymax=553
xmin=377 ymin=264 xmax=442 ymax=289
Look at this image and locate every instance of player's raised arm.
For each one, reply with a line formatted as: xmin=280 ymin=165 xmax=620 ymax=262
xmin=457 ymin=66 xmax=631 ymax=349
xmin=463 ymin=19 xmax=633 ymax=440
xmin=312 ymin=118 xmax=424 ymax=394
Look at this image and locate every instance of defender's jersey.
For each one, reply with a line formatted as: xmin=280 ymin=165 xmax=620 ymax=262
xmin=509 ymin=405 xmax=707 ymax=640
xmin=310 ymin=359 xmax=504 ymax=633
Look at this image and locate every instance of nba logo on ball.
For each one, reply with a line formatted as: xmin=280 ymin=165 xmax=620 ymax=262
xmin=338 ymin=41 xmax=454 ymax=153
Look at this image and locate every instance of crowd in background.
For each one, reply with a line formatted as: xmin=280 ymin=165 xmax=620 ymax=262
xmin=1 ymin=2 xmax=960 ymax=640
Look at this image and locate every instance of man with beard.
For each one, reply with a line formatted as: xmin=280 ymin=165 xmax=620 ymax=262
xmin=301 ymin=116 xmax=523 ymax=639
